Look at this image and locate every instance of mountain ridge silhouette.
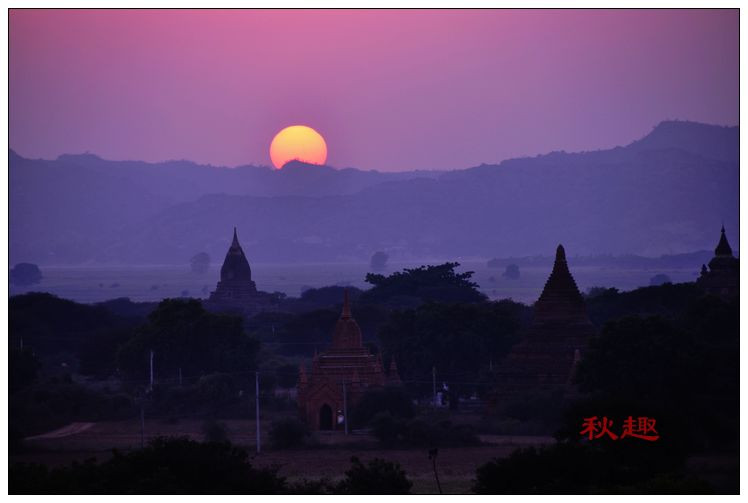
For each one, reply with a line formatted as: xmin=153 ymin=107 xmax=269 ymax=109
xmin=10 ymin=120 xmax=738 ymax=265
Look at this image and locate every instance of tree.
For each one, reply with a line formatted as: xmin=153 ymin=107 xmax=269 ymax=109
xmin=351 ymin=386 xmax=414 ymax=428
xmin=370 ymin=251 xmax=389 ymax=271
xmin=190 ymin=252 xmax=211 ymax=274
xmin=116 ymin=299 xmax=260 ymax=387
xmin=10 ymin=293 xmax=141 ymax=376
xmin=502 ymin=264 xmax=520 ymax=280
xmin=649 ymin=273 xmax=672 ymax=286
xmin=378 ymin=300 xmax=526 ymax=407
xmin=10 ymin=263 xmax=42 ymax=286
xmin=9 ymin=348 xmax=40 ymax=392
xmin=572 ymin=294 xmax=738 ymax=453
xmin=337 ymin=456 xmax=412 ymax=494
xmin=362 ymin=262 xmax=487 ymax=306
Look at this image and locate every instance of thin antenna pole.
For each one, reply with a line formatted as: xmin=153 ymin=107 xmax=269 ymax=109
xmin=430 ymin=449 xmax=443 ymax=494
xmin=255 ymin=371 xmax=261 ymax=454
xmin=140 ymin=398 xmax=145 ymax=449
xmin=149 ymin=350 xmax=154 ymax=391
xmin=432 ymin=366 xmax=437 ymax=408
xmin=343 ymin=381 xmax=349 ymax=435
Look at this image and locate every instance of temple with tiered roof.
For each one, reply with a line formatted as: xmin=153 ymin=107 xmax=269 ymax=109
xmin=698 ymin=226 xmax=739 ymax=299
xmin=205 ymin=228 xmax=276 ymax=316
xmin=298 ymin=290 xmax=400 ymax=430
xmin=492 ymin=244 xmax=596 ymax=401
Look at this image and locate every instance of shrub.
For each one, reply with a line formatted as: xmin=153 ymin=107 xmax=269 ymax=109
xmin=351 ymin=386 xmax=414 ymax=428
xmin=10 ymin=437 xmax=287 ymax=494
xmin=202 ymin=418 xmax=229 ymax=443
xmin=370 ymin=412 xmax=407 ymax=446
xmin=369 ymin=414 xmax=479 ymax=448
xmin=473 ymin=442 xmax=710 ymax=494
xmin=337 ymin=456 xmax=412 ymax=494
xmin=269 ymin=418 xmax=310 ymax=449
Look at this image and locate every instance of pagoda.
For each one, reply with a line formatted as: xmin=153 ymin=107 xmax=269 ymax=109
xmin=493 ymin=245 xmax=596 ymax=400
xmin=205 ymin=228 xmax=273 ymax=315
xmin=298 ymin=290 xmax=400 ymax=430
xmin=697 ymin=225 xmax=739 ymax=299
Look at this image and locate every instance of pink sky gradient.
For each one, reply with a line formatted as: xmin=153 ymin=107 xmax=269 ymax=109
xmin=10 ymin=9 xmax=738 ymax=171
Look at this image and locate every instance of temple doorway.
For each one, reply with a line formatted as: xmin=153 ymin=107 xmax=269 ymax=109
xmin=319 ymin=404 xmax=333 ymax=430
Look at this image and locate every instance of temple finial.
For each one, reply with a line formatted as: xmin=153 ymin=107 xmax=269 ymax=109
xmin=341 ymin=288 xmax=352 ymax=319
xmin=232 ymin=227 xmax=239 ymax=246
xmin=715 ymin=224 xmax=733 ymax=256
xmin=556 ymin=244 xmax=566 ymax=262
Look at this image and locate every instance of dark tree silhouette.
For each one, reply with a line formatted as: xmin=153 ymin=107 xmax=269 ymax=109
xmin=10 ymin=437 xmax=288 ymax=494
xmin=649 ymin=273 xmax=672 ymax=286
xmin=378 ymin=300 xmax=526 ymax=408
xmin=370 ymin=251 xmax=389 ymax=271
xmin=10 ymin=263 xmax=42 ymax=286
xmin=502 ymin=264 xmax=520 ymax=280
xmin=116 ymin=299 xmax=259 ymax=386
xmin=190 ymin=252 xmax=211 ymax=274
xmin=362 ymin=262 xmax=486 ymax=306
xmin=337 ymin=456 xmax=412 ymax=494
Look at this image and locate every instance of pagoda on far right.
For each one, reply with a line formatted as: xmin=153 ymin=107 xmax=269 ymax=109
xmin=697 ymin=225 xmax=739 ymax=299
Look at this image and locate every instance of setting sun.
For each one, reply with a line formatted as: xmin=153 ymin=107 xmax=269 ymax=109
xmin=269 ymin=125 xmax=327 ymax=169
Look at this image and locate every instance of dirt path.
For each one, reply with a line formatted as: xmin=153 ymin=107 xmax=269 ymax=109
xmin=25 ymin=422 xmax=96 ymax=440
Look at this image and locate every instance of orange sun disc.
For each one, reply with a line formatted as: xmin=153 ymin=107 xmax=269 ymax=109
xmin=269 ymin=125 xmax=328 ymax=169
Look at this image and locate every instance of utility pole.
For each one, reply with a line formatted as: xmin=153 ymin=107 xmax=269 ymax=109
xmin=429 ymin=448 xmax=442 ymax=494
xmin=19 ymin=337 xmax=23 ymax=351
xmin=255 ymin=371 xmax=261 ymax=454
xmin=149 ymin=350 xmax=154 ymax=391
xmin=432 ymin=366 xmax=437 ymax=408
xmin=342 ymin=381 xmax=349 ymax=435
xmin=178 ymin=367 xmax=183 ymax=387
xmin=140 ymin=396 xmax=145 ymax=449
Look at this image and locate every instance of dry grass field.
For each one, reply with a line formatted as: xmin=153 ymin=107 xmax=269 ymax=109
xmin=12 ymin=418 xmax=554 ymax=494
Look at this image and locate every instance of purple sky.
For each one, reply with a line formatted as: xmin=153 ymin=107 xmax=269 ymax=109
xmin=10 ymin=9 xmax=738 ymax=172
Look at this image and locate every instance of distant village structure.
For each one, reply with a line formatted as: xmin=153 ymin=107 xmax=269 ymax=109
xmin=204 ymin=228 xmax=276 ymax=316
xmin=698 ymin=226 xmax=739 ymax=299
xmin=492 ymin=245 xmax=596 ymax=403
xmin=298 ymin=290 xmax=400 ymax=431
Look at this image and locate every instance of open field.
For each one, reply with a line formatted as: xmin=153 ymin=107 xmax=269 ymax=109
xmin=12 ymin=417 xmax=739 ymax=493
xmin=9 ymin=261 xmax=699 ymax=305
xmin=12 ymin=418 xmax=554 ymax=494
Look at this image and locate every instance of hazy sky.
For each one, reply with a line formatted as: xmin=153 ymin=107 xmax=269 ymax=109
xmin=10 ymin=9 xmax=738 ymax=171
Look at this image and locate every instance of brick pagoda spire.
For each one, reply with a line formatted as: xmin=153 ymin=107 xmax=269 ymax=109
xmin=491 ymin=244 xmax=596 ymax=403
xmin=298 ymin=289 xmax=398 ymax=430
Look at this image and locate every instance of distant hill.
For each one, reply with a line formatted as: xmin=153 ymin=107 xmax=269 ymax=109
xmin=10 ymin=120 xmax=738 ymax=265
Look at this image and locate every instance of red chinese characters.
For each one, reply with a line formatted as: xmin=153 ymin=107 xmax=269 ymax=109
xmin=580 ymin=416 xmax=659 ymax=441
xmin=580 ymin=416 xmax=618 ymax=440
xmin=620 ymin=416 xmax=659 ymax=441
